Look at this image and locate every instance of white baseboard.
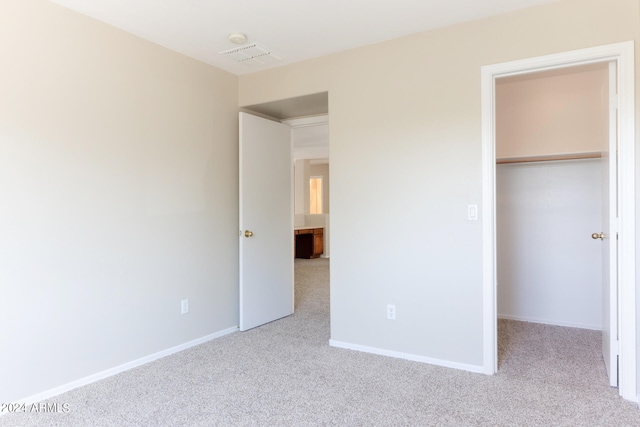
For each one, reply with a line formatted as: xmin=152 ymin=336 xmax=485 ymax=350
xmin=498 ymin=314 xmax=602 ymax=331
xmin=15 ymin=326 xmax=238 ymax=407
xmin=329 ymin=340 xmax=484 ymax=374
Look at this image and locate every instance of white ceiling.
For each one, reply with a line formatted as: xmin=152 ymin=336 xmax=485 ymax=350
xmin=48 ymin=0 xmax=559 ymax=76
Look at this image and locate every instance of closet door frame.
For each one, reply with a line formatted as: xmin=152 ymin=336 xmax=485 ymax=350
xmin=480 ymin=41 xmax=636 ymax=402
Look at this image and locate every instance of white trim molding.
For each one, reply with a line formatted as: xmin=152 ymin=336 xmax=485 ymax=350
xmin=498 ymin=314 xmax=602 ymax=332
xmin=481 ymin=41 xmax=636 ymax=401
xmin=13 ymin=327 xmax=238 ymax=408
xmin=282 ymin=114 xmax=328 ymax=127
xmin=329 ymin=340 xmax=485 ymax=374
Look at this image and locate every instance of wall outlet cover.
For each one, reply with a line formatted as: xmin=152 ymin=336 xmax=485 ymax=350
xmin=387 ymin=304 xmax=396 ymax=320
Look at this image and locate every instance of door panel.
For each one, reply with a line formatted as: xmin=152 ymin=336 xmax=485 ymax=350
xmin=239 ymin=112 xmax=293 ymax=331
xmin=602 ymin=61 xmax=618 ymax=387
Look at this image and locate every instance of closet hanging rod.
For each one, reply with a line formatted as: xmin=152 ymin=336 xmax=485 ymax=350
xmin=496 ymin=152 xmax=602 ymax=165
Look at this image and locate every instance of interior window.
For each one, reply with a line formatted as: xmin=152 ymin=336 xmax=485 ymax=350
xmin=309 ymin=177 xmax=323 ymax=214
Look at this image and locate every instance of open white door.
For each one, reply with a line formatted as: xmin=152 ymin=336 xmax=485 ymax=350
xmin=600 ymin=62 xmax=618 ymax=387
xmin=239 ymin=112 xmax=293 ymax=331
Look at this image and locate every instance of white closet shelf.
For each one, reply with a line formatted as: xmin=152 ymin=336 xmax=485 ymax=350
xmin=496 ymin=152 xmax=602 ymax=164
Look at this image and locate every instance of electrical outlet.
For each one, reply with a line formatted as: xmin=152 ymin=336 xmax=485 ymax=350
xmin=181 ymin=299 xmax=189 ymax=315
xmin=387 ymin=304 xmax=396 ymax=320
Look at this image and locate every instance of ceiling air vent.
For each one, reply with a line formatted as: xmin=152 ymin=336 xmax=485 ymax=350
xmin=219 ymin=43 xmax=282 ymax=66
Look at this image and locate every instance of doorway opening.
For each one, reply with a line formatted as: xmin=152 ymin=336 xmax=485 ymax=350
xmin=242 ymin=92 xmax=330 ymax=315
xmin=481 ymin=42 xmax=636 ymax=401
xmin=495 ymin=63 xmax=610 ymax=381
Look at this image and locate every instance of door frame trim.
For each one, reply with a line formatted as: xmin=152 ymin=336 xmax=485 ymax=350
xmin=480 ymin=41 xmax=636 ymax=401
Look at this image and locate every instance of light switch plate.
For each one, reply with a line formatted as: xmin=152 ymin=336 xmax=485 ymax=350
xmin=468 ymin=204 xmax=478 ymax=221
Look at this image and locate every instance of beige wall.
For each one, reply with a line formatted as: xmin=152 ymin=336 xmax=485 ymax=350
xmin=496 ymin=65 xmax=609 ymax=159
xmin=1 ymin=0 xmax=238 ymax=402
xmin=294 ymin=159 xmax=306 ymax=215
xmin=239 ymin=0 xmax=640 ymax=368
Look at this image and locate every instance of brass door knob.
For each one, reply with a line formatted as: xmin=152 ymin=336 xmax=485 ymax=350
xmin=592 ymin=232 xmax=604 ymax=240
xmin=244 ymin=230 xmax=254 ymax=238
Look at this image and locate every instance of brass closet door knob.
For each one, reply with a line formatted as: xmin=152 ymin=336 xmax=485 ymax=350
xmin=592 ymin=232 xmax=604 ymax=240
xmin=244 ymin=230 xmax=254 ymax=238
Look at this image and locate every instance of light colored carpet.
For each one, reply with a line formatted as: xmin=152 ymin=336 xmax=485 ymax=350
xmin=3 ymin=258 xmax=640 ymax=426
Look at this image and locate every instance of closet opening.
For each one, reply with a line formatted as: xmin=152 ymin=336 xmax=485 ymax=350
xmin=482 ymin=42 xmax=637 ymax=400
xmin=495 ymin=62 xmax=611 ymax=379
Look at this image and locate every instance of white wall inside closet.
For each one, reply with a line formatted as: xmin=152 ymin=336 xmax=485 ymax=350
xmin=497 ymin=160 xmax=602 ymax=328
xmin=496 ymin=64 xmax=608 ymax=329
